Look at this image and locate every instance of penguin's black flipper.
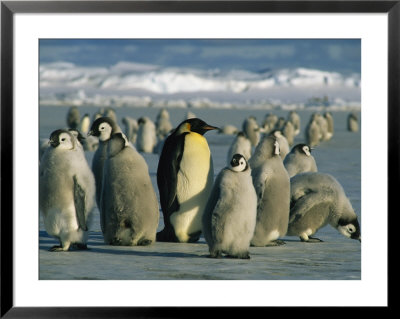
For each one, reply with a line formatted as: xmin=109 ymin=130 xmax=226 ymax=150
xmin=156 ymin=132 xmax=186 ymax=231
xmin=73 ymin=175 xmax=88 ymax=231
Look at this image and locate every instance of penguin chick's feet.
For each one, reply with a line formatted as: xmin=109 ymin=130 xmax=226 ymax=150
xmin=72 ymin=243 xmax=89 ymax=250
xmin=265 ymin=240 xmax=286 ymax=247
xmin=300 ymin=236 xmax=323 ymax=243
xmin=137 ymin=238 xmax=153 ymax=246
xmin=226 ymin=252 xmax=250 ymax=259
xmin=49 ymin=245 xmax=68 ymax=252
xmin=208 ymin=250 xmax=222 ymax=258
xmin=187 ymin=230 xmax=201 ymax=243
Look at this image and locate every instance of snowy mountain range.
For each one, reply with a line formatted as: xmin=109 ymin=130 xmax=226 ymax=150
xmin=39 ymin=61 xmax=361 ymax=109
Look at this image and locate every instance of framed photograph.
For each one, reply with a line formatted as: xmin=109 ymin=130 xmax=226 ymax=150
xmin=1 ymin=0 xmax=395 ymax=316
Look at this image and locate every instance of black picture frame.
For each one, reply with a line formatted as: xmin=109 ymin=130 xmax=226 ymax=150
xmin=1 ymin=1 xmax=395 ymax=317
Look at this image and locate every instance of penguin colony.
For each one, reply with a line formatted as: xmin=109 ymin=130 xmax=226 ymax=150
xmin=39 ymin=106 xmax=361 ymax=259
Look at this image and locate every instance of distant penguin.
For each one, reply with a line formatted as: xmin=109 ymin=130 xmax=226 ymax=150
xmin=39 ymin=129 xmax=95 ymax=251
xmin=249 ymin=135 xmax=290 ymax=247
xmin=270 ymin=130 xmax=290 ymax=160
xmin=218 ymin=124 xmax=238 ymax=135
xmin=284 ymin=144 xmax=318 ymax=177
xmin=122 ymin=116 xmax=138 ymax=144
xmin=155 ymin=108 xmax=173 ymax=140
xmin=88 ymin=117 xmax=121 ymax=215
xmin=202 ymin=154 xmax=257 ymax=259
xmin=101 ymin=133 xmax=159 ymax=246
xmin=275 ymin=117 xmax=285 ymax=130
xmin=287 ymin=172 xmax=361 ymax=242
xmin=262 ymin=113 xmax=278 ymax=134
xmin=348 ymin=112 xmax=359 ymax=132
xmin=282 ymin=121 xmax=295 ymax=146
xmin=315 ymin=113 xmax=329 ymax=141
xmin=103 ymin=107 xmax=118 ymax=124
xmin=305 ymin=117 xmax=321 ymax=147
xmin=288 ymin=110 xmax=301 ymax=136
xmin=226 ymin=131 xmax=252 ymax=165
xmin=66 ymin=106 xmax=80 ymax=130
xmin=242 ymin=116 xmax=260 ymax=146
xmin=136 ymin=116 xmax=157 ymax=153
xmin=324 ymin=111 xmax=334 ymax=140
xmin=157 ymin=118 xmax=218 ymax=243
xmin=79 ymin=113 xmax=91 ymax=135
xmin=185 ymin=111 xmax=196 ymax=120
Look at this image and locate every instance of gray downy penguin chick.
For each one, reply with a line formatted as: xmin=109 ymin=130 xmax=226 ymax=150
xmin=157 ymin=118 xmax=218 ymax=243
xmin=122 ymin=116 xmax=138 ymax=144
xmin=39 ymin=129 xmax=95 ymax=251
xmin=155 ymin=108 xmax=173 ymax=140
xmin=282 ymin=121 xmax=295 ymax=146
xmin=226 ymin=131 xmax=252 ymax=166
xmin=101 ymin=133 xmax=159 ymax=246
xmin=242 ymin=116 xmax=260 ymax=147
xmin=287 ymin=172 xmax=361 ymax=242
xmin=324 ymin=111 xmax=334 ymax=140
xmin=249 ymin=135 xmax=290 ymax=247
xmin=136 ymin=116 xmax=157 ymax=153
xmin=269 ymin=130 xmax=290 ymax=160
xmin=305 ymin=117 xmax=321 ymax=147
xmin=66 ymin=106 xmax=80 ymax=130
xmin=284 ymin=143 xmax=318 ymax=178
xmin=202 ymin=154 xmax=257 ymax=259
xmin=347 ymin=112 xmax=359 ymax=132
xmin=88 ymin=117 xmax=121 ymax=224
xmin=262 ymin=113 xmax=278 ymax=134
xmin=288 ymin=110 xmax=301 ymax=136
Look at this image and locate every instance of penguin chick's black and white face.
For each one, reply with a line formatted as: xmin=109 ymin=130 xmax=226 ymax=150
xmin=230 ymin=154 xmax=248 ymax=172
xmin=88 ymin=117 xmax=115 ymax=141
xmin=176 ymin=118 xmax=218 ymax=136
xmin=293 ymin=144 xmax=312 ymax=156
xmin=49 ymin=129 xmax=74 ymax=150
xmin=337 ymin=217 xmax=361 ymax=242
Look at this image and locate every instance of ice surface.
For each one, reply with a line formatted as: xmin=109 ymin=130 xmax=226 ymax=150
xmin=39 ymin=106 xmax=361 ymax=280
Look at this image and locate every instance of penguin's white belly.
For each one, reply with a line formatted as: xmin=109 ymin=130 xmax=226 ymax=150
xmin=171 ymin=133 xmax=213 ymax=242
xmin=43 ymin=203 xmax=79 ymax=237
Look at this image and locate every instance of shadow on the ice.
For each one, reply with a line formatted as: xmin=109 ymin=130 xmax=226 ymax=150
xmin=88 ymin=246 xmax=203 ymax=258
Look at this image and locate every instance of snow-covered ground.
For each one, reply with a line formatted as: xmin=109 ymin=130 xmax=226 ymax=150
xmin=39 ymin=106 xmax=361 ymax=280
xmin=39 ymin=62 xmax=361 ymax=109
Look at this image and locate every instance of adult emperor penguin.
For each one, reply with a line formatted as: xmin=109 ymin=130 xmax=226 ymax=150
xmin=39 ymin=129 xmax=95 ymax=251
xmin=226 ymin=131 xmax=252 ymax=165
xmin=136 ymin=116 xmax=157 ymax=153
xmin=88 ymin=117 xmax=121 ymax=214
xmin=284 ymin=143 xmax=318 ymax=177
xmin=287 ymin=172 xmax=361 ymax=242
xmin=101 ymin=133 xmax=159 ymax=246
xmin=249 ymin=135 xmax=290 ymax=247
xmin=202 ymin=154 xmax=257 ymax=259
xmin=157 ymin=118 xmax=218 ymax=243
xmin=79 ymin=113 xmax=91 ymax=135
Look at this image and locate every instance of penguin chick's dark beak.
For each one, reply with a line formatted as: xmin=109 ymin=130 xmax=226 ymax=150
xmin=87 ymin=130 xmax=94 ymax=137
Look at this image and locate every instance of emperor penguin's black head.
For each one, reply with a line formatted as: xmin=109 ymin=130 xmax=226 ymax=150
xmin=176 ymin=118 xmax=218 ymax=136
xmin=88 ymin=117 xmax=117 ymax=141
xmin=230 ymin=154 xmax=249 ymax=172
xmin=337 ymin=217 xmax=361 ymax=242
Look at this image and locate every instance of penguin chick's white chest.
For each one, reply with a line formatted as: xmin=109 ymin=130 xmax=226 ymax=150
xmin=171 ymin=132 xmax=213 ymax=241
